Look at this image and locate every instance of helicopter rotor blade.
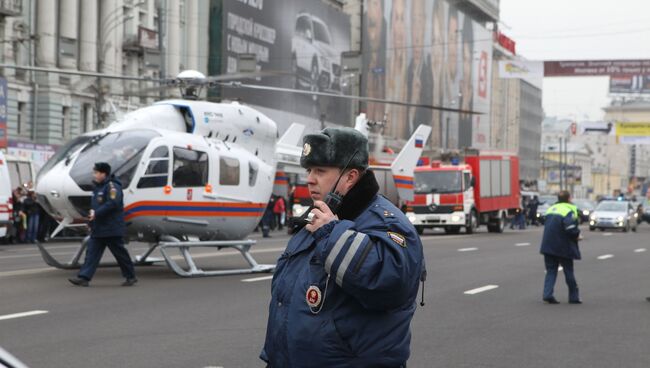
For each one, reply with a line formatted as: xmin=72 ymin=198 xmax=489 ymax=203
xmin=0 ymin=64 xmax=162 ymax=82
xmin=218 ymin=82 xmax=484 ymax=115
xmin=129 ymin=70 xmax=293 ymax=96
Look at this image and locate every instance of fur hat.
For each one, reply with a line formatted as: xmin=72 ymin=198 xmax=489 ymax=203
xmin=300 ymin=127 xmax=369 ymax=169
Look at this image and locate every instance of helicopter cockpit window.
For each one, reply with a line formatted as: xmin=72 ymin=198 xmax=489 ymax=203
xmin=248 ymin=162 xmax=258 ymax=187
xmin=137 ymin=146 xmax=170 ymax=189
xmin=172 ymin=147 xmax=208 ymax=187
xmin=220 ymin=157 xmax=240 ymax=186
xmin=36 ymin=135 xmax=94 ymax=183
xmin=70 ymin=130 xmax=159 ymax=191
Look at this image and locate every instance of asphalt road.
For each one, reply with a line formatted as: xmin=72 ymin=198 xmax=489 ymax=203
xmin=0 ymin=224 xmax=649 ymax=368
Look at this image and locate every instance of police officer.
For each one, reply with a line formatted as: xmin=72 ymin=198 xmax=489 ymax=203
xmin=68 ymin=163 xmax=137 ymax=287
xmin=539 ymin=190 xmax=581 ymax=304
xmin=261 ymin=128 xmax=425 ymax=367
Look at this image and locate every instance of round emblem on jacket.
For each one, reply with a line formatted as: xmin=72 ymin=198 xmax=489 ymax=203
xmin=302 ymin=143 xmax=312 ymax=157
xmin=306 ymin=285 xmax=322 ymax=308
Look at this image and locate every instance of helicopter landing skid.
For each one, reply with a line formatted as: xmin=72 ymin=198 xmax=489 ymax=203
xmin=36 ymin=237 xmax=163 ymax=270
xmin=157 ymin=235 xmax=275 ymax=277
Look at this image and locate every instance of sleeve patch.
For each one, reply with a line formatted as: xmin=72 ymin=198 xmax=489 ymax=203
xmin=388 ymin=232 xmax=406 ymax=248
xmin=109 ymin=187 xmax=117 ymax=200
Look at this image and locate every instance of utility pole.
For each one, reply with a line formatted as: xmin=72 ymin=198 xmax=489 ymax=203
xmin=158 ymin=1 xmax=166 ymax=100
xmin=558 ymin=137 xmax=563 ymax=191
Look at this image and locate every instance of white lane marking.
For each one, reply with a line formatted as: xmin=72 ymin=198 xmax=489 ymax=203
xmin=464 ymin=285 xmax=499 ymax=295
xmin=634 ymin=248 xmax=647 ymax=253
xmin=0 ymin=268 xmax=57 ymax=278
xmin=0 ymin=310 xmax=49 ymax=322
xmin=457 ymin=247 xmax=478 ymax=252
xmin=597 ymin=254 xmax=614 ymax=260
xmin=241 ymin=275 xmax=274 ymax=283
xmin=603 ymin=233 xmax=613 ymax=237
xmin=515 ymin=242 xmax=531 ymax=247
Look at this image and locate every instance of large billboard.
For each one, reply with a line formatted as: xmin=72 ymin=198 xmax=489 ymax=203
xmin=218 ymin=0 xmax=352 ymax=125
xmin=544 ymin=59 xmax=650 ymax=77
xmin=361 ymin=0 xmax=493 ymax=147
xmin=616 ymin=122 xmax=650 ymax=144
xmin=609 ymin=75 xmax=650 ymax=94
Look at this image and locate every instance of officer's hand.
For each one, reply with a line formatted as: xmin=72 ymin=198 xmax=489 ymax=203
xmin=88 ymin=210 xmax=95 ymax=222
xmin=305 ymin=200 xmax=338 ymax=233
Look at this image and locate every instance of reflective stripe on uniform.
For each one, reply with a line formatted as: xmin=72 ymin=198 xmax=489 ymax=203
xmin=546 ymin=203 xmax=579 ymax=219
xmin=325 ymin=230 xmax=355 ymax=275
xmin=335 ymin=232 xmax=368 ymax=287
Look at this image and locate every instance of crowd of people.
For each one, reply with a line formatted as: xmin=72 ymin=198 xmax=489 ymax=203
xmin=510 ymin=195 xmax=540 ymax=230
xmin=7 ymin=185 xmax=50 ymax=244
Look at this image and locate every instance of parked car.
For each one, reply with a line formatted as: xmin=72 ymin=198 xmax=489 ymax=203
xmin=291 ymin=13 xmax=341 ymax=100
xmin=573 ymin=198 xmax=596 ymax=223
xmin=589 ymin=200 xmax=638 ymax=232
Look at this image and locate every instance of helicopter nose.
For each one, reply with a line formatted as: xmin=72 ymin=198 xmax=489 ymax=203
xmin=36 ymin=165 xmax=91 ymax=220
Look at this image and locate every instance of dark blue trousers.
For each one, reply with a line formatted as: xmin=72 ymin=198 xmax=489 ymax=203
xmin=543 ymin=254 xmax=579 ymax=301
xmin=78 ymin=237 xmax=136 ymax=281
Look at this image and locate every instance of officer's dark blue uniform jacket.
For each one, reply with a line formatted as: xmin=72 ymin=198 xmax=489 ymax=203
xmin=261 ymin=172 xmax=424 ymax=368
xmin=90 ymin=176 xmax=125 ymax=238
xmin=540 ymin=202 xmax=581 ymax=260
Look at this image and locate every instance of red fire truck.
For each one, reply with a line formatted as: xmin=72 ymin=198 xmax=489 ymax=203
xmin=405 ymin=152 xmax=520 ymax=234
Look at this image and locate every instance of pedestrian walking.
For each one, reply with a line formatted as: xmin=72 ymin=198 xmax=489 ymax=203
xmin=261 ymin=199 xmax=274 ymax=238
xmin=539 ymin=190 xmax=581 ymax=304
xmin=68 ymin=163 xmax=137 ymax=287
xmin=261 ymin=127 xmax=425 ymax=367
xmin=272 ymin=195 xmax=286 ymax=231
xmin=23 ymin=190 xmax=40 ymax=243
xmin=528 ymin=196 xmax=539 ymax=226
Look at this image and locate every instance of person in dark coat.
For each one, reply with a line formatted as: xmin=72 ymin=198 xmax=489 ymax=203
xmin=69 ymin=162 xmax=137 ymax=287
xmin=23 ymin=190 xmax=40 ymax=243
xmin=261 ymin=199 xmax=275 ymax=238
xmin=261 ymin=128 xmax=425 ymax=367
xmin=539 ymin=190 xmax=581 ymax=304
xmin=528 ymin=196 xmax=540 ymax=226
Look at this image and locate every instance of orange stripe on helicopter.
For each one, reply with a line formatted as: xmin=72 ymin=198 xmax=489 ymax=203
xmin=124 ymin=201 xmax=266 ymax=221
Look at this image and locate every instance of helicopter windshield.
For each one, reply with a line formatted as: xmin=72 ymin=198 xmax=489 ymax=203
xmin=36 ymin=135 xmax=97 ymax=183
xmin=70 ymin=130 xmax=160 ymax=191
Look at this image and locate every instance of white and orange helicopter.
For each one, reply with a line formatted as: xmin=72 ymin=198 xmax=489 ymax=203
xmin=3 ymin=65 xmax=477 ymax=277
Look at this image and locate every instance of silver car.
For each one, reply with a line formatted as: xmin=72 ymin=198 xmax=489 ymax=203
xmin=589 ymin=200 xmax=638 ymax=232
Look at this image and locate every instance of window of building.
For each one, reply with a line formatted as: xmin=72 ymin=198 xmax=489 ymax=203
xmin=17 ymin=162 xmax=32 ymax=185
xmin=17 ymin=102 xmax=26 ymax=135
xmin=62 ymin=106 xmax=70 ymax=139
xmin=138 ymin=146 xmax=170 ymax=188
xmin=219 ymin=157 xmax=240 ymax=186
xmin=82 ymin=104 xmax=92 ymax=133
xmin=172 ymin=147 xmax=208 ymax=187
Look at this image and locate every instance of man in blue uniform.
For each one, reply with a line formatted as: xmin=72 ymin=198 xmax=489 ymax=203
xmin=261 ymin=128 xmax=425 ymax=367
xmin=539 ymin=190 xmax=581 ymax=304
xmin=69 ymin=162 xmax=137 ymax=287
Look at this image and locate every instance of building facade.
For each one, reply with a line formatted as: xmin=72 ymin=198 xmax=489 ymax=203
xmin=0 ymin=0 xmax=209 ymax=167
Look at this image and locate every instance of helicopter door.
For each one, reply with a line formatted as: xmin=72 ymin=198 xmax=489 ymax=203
xmin=171 ymin=147 xmax=209 ymax=190
xmin=137 ymin=146 xmax=171 ymax=189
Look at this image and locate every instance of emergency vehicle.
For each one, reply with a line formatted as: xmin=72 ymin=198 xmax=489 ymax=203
xmin=405 ymin=151 xmax=521 ymax=234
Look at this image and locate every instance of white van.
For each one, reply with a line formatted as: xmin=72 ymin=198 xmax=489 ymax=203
xmin=0 ymin=152 xmax=36 ymax=240
xmin=0 ymin=151 xmax=13 ymax=238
